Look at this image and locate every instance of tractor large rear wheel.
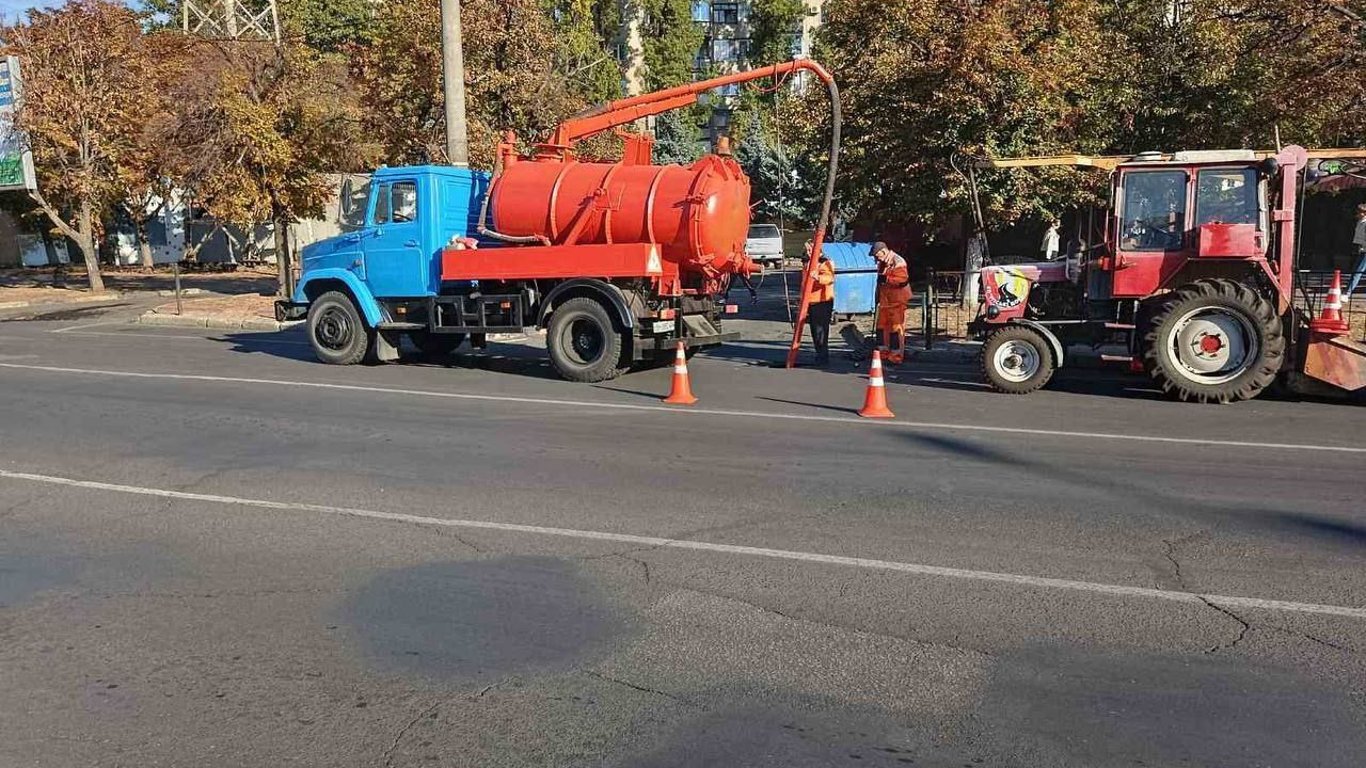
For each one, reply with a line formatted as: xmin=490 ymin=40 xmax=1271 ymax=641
xmin=1142 ymin=279 xmax=1284 ymax=404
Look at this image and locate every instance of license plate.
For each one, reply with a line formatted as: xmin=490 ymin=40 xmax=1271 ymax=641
xmin=652 ymin=320 xmax=675 ymax=335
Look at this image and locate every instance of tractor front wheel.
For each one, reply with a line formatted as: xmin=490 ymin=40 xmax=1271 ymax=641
xmin=982 ymin=325 xmax=1056 ymax=394
xmin=1142 ymin=279 xmax=1284 ymax=404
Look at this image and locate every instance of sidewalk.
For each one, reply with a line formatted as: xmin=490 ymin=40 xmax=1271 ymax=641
xmin=0 ymin=286 xmax=123 ymax=309
xmin=138 ymin=293 xmax=298 ymax=331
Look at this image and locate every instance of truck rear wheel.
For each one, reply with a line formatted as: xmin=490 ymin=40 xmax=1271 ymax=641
xmin=546 ymin=297 xmax=625 ymax=383
xmin=1142 ymin=278 xmax=1284 ymax=404
xmin=982 ymin=325 xmax=1056 ymax=394
xmin=307 ymin=290 xmax=372 ymax=366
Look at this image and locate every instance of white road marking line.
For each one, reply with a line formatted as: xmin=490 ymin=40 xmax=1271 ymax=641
xmin=1 ymin=360 xmax=1362 ymax=455
xmin=3 ymin=467 xmax=1363 ymax=620
xmin=52 ymin=322 xmax=120 ymax=334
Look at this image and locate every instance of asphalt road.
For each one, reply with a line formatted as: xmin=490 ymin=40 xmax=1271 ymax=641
xmin=2 ymin=299 xmax=1364 ymax=768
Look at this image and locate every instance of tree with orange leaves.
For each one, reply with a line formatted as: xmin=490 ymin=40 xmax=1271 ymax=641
xmin=2 ymin=0 xmax=166 ymax=291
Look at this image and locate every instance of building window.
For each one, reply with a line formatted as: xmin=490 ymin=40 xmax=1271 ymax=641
xmin=691 ymin=1 xmax=709 ymax=23
xmin=712 ymin=2 xmax=740 ymax=24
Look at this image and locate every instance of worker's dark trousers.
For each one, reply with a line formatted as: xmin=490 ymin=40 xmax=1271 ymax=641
xmin=808 ymin=300 xmax=834 ymax=363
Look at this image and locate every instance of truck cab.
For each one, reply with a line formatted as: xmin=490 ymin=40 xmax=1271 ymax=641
xmin=277 ymin=164 xmax=736 ymax=382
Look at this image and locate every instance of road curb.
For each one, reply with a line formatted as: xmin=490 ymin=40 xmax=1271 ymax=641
xmin=137 ymin=311 xmax=300 ymax=332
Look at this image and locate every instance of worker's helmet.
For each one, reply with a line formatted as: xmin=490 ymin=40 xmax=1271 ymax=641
xmin=871 ymin=241 xmax=888 ymax=257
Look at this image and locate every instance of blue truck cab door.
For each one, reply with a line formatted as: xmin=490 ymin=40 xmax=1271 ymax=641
xmin=362 ymin=175 xmax=428 ymax=298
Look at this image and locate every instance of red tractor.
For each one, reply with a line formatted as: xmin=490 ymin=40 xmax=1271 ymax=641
xmin=971 ymin=146 xmax=1366 ymax=402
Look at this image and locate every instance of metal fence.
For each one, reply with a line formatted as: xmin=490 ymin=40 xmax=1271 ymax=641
xmin=906 ymin=267 xmax=976 ymax=347
xmin=1294 ymin=270 xmax=1366 ymax=342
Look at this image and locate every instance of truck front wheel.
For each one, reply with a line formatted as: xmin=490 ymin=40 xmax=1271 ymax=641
xmin=546 ymin=296 xmax=625 ymax=383
xmin=307 ymin=290 xmax=372 ymax=366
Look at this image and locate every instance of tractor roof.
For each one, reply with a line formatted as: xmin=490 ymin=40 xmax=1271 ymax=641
xmin=976 ymin=148 xmax=1366 ymax=172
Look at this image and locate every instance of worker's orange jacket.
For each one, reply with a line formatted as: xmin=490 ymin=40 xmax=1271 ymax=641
xmin=877 ymin=252 xmax=912 ymax=308
xmin=806 ymin=259 xmax=835 ymax=304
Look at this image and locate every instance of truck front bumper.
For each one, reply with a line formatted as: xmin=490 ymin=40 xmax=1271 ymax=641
xmin=275 ymin=300 xmax=308 ymax=322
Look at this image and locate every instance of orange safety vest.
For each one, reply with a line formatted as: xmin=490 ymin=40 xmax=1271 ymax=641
xmin=806 ymin=259 xmax=835 ymax=304
xmin=877 ymin=252 xmax=911 ymax=307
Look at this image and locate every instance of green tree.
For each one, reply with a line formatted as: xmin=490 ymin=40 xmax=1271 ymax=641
xmin=747 ymin=0 xmax=805 ymax=67
xmin=278 ymin=0 xmax=376 ymax=52
xmin=544 ymin=0 xmax=623 ymax=103
xmin=734 ymin=106 xmax=805 ymax=223
xmin=3 ymin=0 xmax=168 ymax=292
xmin=353 ymin=0 xmax=592 ymax=169
xmin=640 ymin=0 xmax=703 ymax=89
xmin=809 ymin=0 xmax=1122 ymax=228
xmin=651 ymin=110 xmax=703 ymax=165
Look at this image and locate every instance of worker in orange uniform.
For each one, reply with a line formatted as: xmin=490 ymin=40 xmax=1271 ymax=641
xmin=805 ymin=250 xmax=836 ymax=365
xmin=872 ymin=241 xmax=911 ymax=364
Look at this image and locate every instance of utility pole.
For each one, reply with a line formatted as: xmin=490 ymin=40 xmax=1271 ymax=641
xmin=441 ymin=0 xmax=470 ymax=167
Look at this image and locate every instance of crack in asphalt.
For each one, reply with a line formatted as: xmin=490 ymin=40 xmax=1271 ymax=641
xmin=582 ymin=670 xmax=694 ymax=707
xmin=1265 ymin=624 xmax=1360 ymax=655
xmin=429 ymin=525 xmax=485 ymax=553
xmin=1162 ymin=539 xmax=1186 ymax=589
xmin=673 ymin=584 xmax=991 ymax=659
xmin=620 ymin=555 xmax=651 ymax=584
xmin=1162 ymin=533 xmax=1251 ymax=653
xmin=383 ymin=698 xmax=443 ymax=768
xmin=1198 ymin=597 xmax=1252 ymax=653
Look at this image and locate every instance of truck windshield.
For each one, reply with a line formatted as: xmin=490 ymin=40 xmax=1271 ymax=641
xmin=1196 ymin=168 xmax=1258 ymax=226
xmin=1121 ymin=170 xmax=1187 ymax=251
xmin=338 ymin=175 xmax=371 ymax=231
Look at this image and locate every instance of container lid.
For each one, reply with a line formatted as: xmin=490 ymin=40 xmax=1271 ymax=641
xmin=820 ymin=242 xmax=877 ymax=271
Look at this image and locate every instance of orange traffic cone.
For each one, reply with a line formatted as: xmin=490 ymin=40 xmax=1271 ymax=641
xmin=1310 ymin=270 xmax=1351 ymax=336
xmin=662 ymin=342 xmax=698 ymax=405
xmin=858 ymin=350 xmax=896 ymax=419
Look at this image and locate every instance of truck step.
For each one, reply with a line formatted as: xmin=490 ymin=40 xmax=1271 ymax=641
xmin=377 ymin=321 xmax=425 ymax=331
xmin=1105 ymin=322 xmax=1136 ymax=330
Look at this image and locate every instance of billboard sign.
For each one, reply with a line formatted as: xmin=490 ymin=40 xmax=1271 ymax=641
xmin=0 ymin=55 xmax=37 ymax=192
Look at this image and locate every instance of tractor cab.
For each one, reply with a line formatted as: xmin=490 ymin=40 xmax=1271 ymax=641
xmin=1104 ymin=150 xmax=1276 ymax=300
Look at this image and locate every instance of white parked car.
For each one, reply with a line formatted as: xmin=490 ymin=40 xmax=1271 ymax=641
xmin=745 ymin=224 xmax=784 ymax=268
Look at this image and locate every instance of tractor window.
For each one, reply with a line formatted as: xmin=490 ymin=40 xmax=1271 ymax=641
xmin=1120 ymin=170 xmax=1187 ymax=251
xmin=1195 ymin=168 xmax=1257 ymax=226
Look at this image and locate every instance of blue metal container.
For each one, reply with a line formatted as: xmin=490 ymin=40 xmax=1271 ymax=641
xmin=822 ymin=242 xmax=877 ymax=315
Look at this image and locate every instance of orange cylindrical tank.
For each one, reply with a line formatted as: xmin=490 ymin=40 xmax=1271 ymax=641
xmin=489 ymin=153 xmax=754 ymax=277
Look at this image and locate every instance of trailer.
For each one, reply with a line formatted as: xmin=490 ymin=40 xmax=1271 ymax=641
xmin=277 ymin=59 xmax=840 ymax=383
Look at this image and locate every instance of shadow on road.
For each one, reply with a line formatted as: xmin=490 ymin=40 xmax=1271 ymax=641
xmin=895 ymin=430 xmax=1366 ymax=551
xmin=0 ymin=302 xmax=135 ymax=323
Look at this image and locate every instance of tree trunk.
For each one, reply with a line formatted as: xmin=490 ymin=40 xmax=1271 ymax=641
xmin=78 ymin=198 xmax=106 ymax=294
xmin=137 ymin=216 xmax=154 ymax=269
xmin=273 ymin=216 xmax=293 ymax=298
